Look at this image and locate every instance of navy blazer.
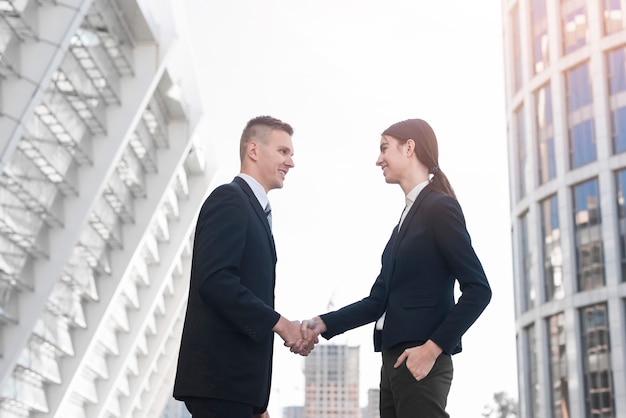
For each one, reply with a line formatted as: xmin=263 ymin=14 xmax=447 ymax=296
xmin=320 ymin=187 xmax=491 ymax=355
xmin=173 ymin=177 xmax=280 ymax=411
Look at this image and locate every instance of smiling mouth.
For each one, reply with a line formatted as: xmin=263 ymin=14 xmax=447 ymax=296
xmin=278 ymin=169 xmax=287 ymax=177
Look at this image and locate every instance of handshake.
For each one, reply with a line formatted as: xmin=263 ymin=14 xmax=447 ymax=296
xmin=274 ymin=316 xmax=328 ymax=356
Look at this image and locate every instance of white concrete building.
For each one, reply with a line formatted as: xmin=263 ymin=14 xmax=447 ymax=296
xmin=502 ymin=0 xmax=626 ymax=417
xmin=303 ymin=344 xmax=361 ymax=418
xmin=0 ymin=0 xmax=213 ymax=417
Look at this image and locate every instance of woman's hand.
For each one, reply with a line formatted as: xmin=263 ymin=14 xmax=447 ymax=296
xmin=393 ymin=339 xmax=443 ymax=381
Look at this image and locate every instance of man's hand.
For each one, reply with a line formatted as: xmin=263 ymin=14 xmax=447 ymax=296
xmin=393 ymin=339 xmax=442 ymax=381
xmin=300 ymin=316 xmax=326 ymax=349
xmin=273 ymin=316 xmax=301 ymax=346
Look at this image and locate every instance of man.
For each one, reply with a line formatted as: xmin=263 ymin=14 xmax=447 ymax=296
xmin=174 ymin=116 xmax=306 ymax=418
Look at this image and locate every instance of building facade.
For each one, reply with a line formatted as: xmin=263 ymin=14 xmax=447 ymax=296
xmin=0 ymin=0 xmax=212 ymax=417
xmin=303 ymin=344 xmax=361 ymax=418
xmin=362 ymin=388 xmax=380 ymax=418
xmin=282 ymin=405 xmax=304 ymax=418
xmin=502 ymin=0 xmax=626 ymax=417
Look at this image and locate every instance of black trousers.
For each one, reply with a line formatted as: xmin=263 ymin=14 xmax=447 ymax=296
xmin=380 ymin=344 xmax=453 ymax=418
xmin=183 ymin=397 xmax=255 ymax=418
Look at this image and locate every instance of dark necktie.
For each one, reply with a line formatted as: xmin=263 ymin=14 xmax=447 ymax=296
xmin=264 ymin=203 xmax=272 ymax=229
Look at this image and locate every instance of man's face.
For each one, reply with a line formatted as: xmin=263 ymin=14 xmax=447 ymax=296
xmin=255 ymin=129 xmax=295 ymax=192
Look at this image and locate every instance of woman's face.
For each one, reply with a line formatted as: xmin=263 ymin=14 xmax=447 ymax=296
xmin=376 ymin=135 xmax=410 ymax=184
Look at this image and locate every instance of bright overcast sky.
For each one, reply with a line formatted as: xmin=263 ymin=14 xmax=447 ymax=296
xmin=183 ymin=1 xmax=515 ymax=416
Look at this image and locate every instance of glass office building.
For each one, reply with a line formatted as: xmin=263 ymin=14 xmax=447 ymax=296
xmin=502 ymin=1 xmax=626 ymax=417
xmin=0 ymin=0 xmax=212 ymax=417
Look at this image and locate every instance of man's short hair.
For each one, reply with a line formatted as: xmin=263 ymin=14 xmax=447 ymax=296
xmin=240 ymin=116 xmax=294 ymax=161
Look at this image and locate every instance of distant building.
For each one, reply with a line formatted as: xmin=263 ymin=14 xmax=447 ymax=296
xmin=303 ymin=344 xmax=361 ymax=418
xmin=362 ymin=388 xmax=380 ymax=418
xmin=283 ymin=405 xmax=304 ymax=418
xmin=502 ymin=0 xmax=626 ymax=417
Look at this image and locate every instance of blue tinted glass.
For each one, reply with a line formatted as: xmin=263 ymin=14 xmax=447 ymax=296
xmin=571 ymin=120 xmax=597 ymax=168
xmin=550 ymin=195 xmax=559 ymax=229
xmin=547 ymin=138 xmax=556 ymax=179
xmin=575 ymin=179 xmax=599 ymax=212
xmin=545 ymin=84 xmax=553 ymax=125
xmin=617 ymin=169 xmax=626 ymax=218
xmin=568 ymin=64 xmax=592 ymax=111
xmin=613 ymin=107 xmax=626 ymax=154
xmin=608 ymin=48 xmax=626 ymax=94
xmin=564 ymin=7 xmax=587 ymax=53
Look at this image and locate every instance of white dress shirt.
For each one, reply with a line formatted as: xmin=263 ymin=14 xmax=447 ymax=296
xmin=237 ymin=173 xmax=270 ymax=213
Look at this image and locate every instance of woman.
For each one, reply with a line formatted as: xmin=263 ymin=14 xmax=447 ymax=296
xmin=303 ymin=118 xmax=492 ymax=418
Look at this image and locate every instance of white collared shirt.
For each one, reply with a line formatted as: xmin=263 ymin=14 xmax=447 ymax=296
xmin=376 ymin=179 xmax=430 ymax=330
xmin=237 ymin=173 xmax=270 ymax=212
xmin=398 ymin=180 xmax=430 ymax=230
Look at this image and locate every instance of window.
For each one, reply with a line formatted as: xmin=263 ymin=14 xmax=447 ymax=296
xmin=573 ymin=179 xmax=605 ymax=291
xmin=607 ymin=48 xmax=626 ymax=154
xmin=603 ymin=0 xmax=626 ymax=34
xmin=579 ymin=304 xmax=615 ymax=417
xmin=517 ymin=106 xmax=529 ymax=198
xmin=521 ymin=212 xmax=536 ymax=310
xmin=616 ymin=169 xmax=626 ymax=281
xmin=511 ymin=4 xmax=523 ymax=92
xmin=547 ymin=313 xmax=569 ymax=418
xmin=566 ymin=63 xmax=596 ymax=169
xmin=561 ymin=0 xmax=588 ymax=54
xmin=541 ymin=195 xmax=563 ymax=301
xmin=532 ymin=0 xmax=549 ymax=74
xmin=536 ymin=84 xmax=556 ymax=183
xmin=525 ymin=324 xmax=539 ymax=417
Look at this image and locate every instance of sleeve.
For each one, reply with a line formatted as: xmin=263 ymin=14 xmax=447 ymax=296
xmin=320 ymin=228 xmax=398 ymax=339
xmin=193 ymin=185 xmax=280 ymax=342
xmin=320 ymin=271 xmax=386 ymax=340
xmin=428 ymin=196 xmax=492 ymax=354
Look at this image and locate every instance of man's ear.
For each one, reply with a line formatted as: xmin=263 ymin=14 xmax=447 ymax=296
xmin=247 ymin=141 xmax=259 ymax=161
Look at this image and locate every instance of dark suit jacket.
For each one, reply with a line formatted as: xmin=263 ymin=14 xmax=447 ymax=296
xmin=173 ymin=176 xmax=280 ymax=411
xmin=321 ymin=187 xmax=491 ymax=355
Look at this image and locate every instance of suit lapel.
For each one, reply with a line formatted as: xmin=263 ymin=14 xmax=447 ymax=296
xmin=233 ymin=177 xmax=277 ymax=259
xmin=391 ymin=186 xmax=432 ymax=254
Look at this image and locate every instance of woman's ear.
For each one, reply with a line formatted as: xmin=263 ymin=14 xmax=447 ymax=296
xmin=406 ymin=139 xmax=415 ymax=156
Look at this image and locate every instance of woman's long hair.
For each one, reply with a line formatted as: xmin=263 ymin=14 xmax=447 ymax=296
xmin=382 ymin=118 xmax=456 ymax=199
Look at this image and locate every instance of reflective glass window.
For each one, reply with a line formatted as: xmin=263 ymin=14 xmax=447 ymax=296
xmin=607 ymin=47 xmax=626 ymax=94
xmin=532 ymin=0 xmax=549 ymax=74
xmin=561 ymin=0 xmax=588 ymax=54
xmin=570 ymin=120 xmax=597 ymax=168
xmin=616 ymin=169 xmax=626 ymax=281
xmin=547 ymin=313 xmax=569 ymax=418
xmin=610 ymin=107 xmax=626 ymax=154
xmin=525 ymin=324 xmax=539 ymax=417
xmin=566 ymin=63 xmax=596 ymax=169
xmin=536 ymin=84 xmax=556 ymax=183
xmin=573 ymin=179 xmax=605 ymax=291
xmin=541 ymin=195 xmax=564 ymax=301
xmin=603 ymin=0 xmax=626 ymax=34
xmin=579 ymin=304 xmax=615 ymax=417
xmin=521 ymin=212 xmax=535 ymax=311
xmin=517 ymin=106 xmax=529 ymax=199
xmin=511 ymin=4 xmax=523 ymax=92
xmin=567 ymin=63 xmax=593 ymax=111
xmin=607 ymin=48 xmax=626 ymax=154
